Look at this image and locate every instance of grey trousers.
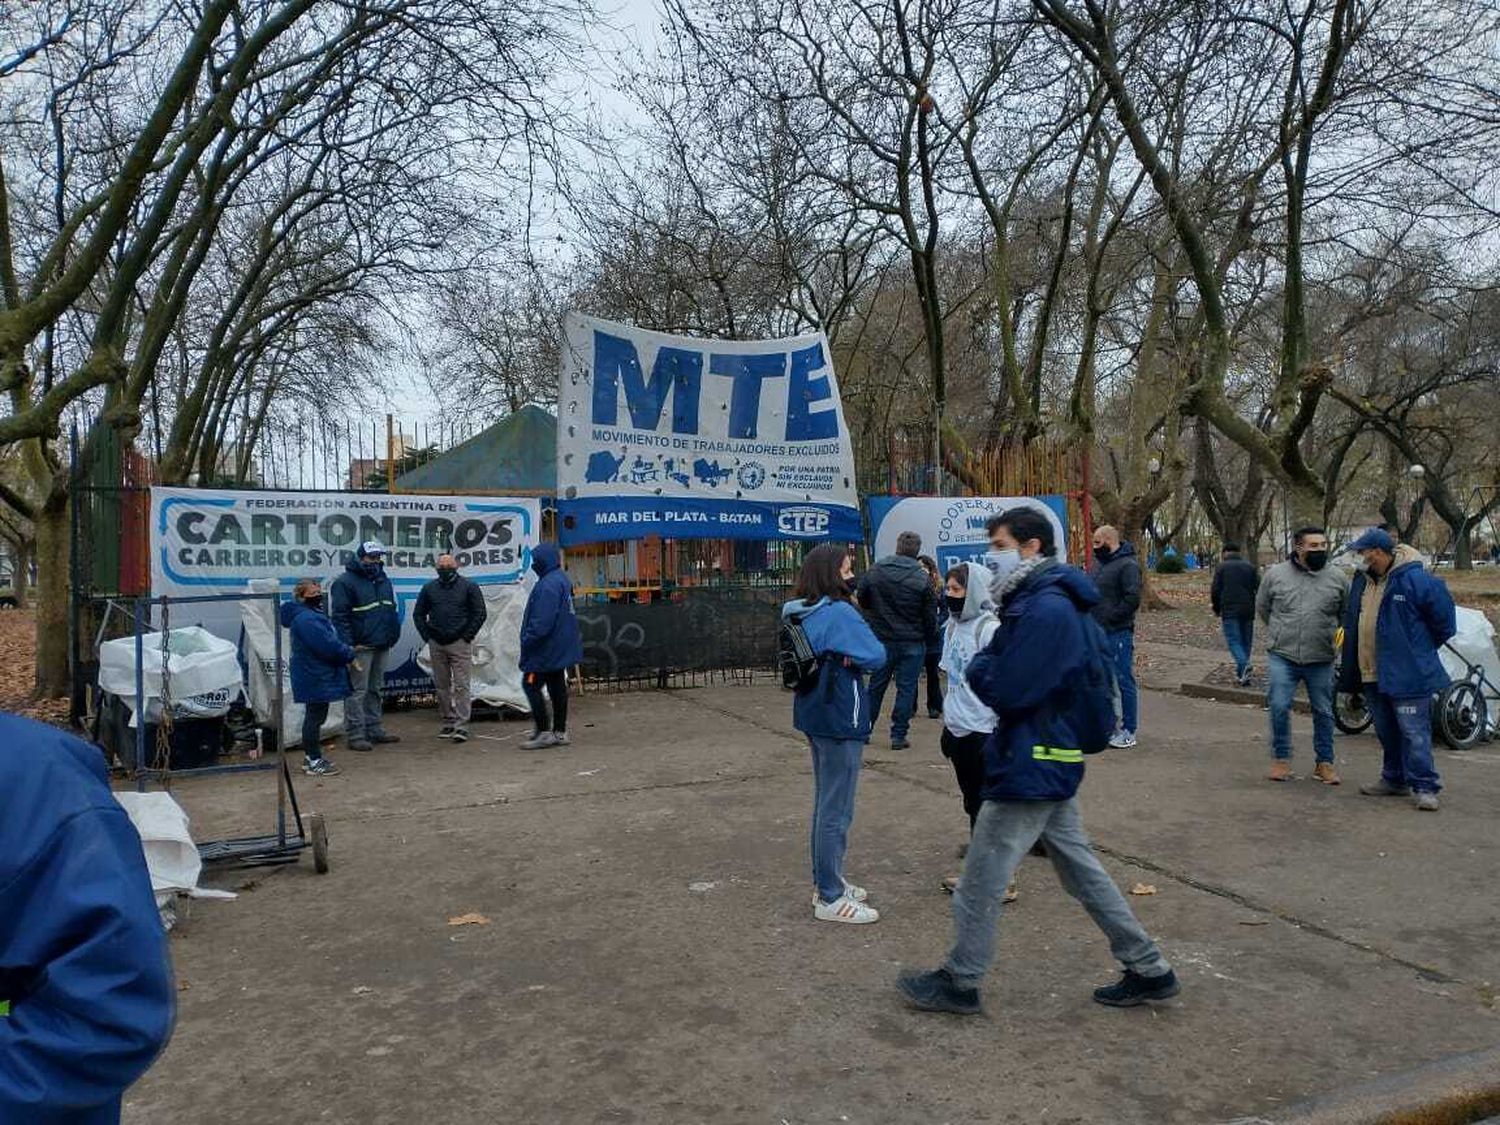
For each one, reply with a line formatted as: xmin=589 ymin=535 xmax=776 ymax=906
xmin=430 ymin=639 xmax=473 ymax=725
xmin=944 ymin=796 xmax=1171 ymax=986
xmin=345 ymin=646 xmax=389 ymax=742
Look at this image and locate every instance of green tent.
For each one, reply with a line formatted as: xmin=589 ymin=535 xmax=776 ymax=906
xmin=396 ymin=405 xmax=556 ymax=494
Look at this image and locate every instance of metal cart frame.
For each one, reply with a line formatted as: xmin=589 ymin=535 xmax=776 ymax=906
xmin=130 ymin=592 xmax=328 ymax=873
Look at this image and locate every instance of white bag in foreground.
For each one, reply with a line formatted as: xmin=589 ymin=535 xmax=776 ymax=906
xmin=113 ymin=791 xmax=236 ymax=910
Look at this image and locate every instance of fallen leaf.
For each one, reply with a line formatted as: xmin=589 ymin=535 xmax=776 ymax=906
xmin=352 ymin=985 xmax=375 ymax=994
xmin=1129 ymin=883 xmax=1158 ymax=896
xmin=446 ymin=912 xmax=491 ymax=926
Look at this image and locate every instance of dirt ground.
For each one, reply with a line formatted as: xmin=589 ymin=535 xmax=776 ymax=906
xmin=120 ymin=669 xmax=1500 ymax=1125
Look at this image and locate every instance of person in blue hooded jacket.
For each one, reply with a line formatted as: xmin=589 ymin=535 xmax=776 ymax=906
xmin=329 ymin=541 xmax=402 ymax=752
xmin=280 ymin=577 xmax=356 ymax=776
xmin=899 ymin=507 xmax=1177 ymax=1015
xmin=0 ymin=713 xmax=175 ymax=1123
xmin=782 ymin=543 xmax=887 ymax=924
xmin=519 ymin=543 xmax=584 ymax=749
xmin=1341 ymin=528 xmax=1457 ymax=811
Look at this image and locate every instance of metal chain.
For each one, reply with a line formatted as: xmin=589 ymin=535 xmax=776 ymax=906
xmin=153 ymin=597 xmax=174 ymax=790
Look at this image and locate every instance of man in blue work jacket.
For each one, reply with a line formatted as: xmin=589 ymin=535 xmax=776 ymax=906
xmin=1 ymin=713 xmax=175 ymax=1122
xmin=331 ymin=539 xmax=403 ymax=752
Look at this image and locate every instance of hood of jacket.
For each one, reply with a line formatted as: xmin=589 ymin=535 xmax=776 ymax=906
xmin=1103 ymin=540 xmax=1137 ymax=563
xmin=782 ymin=595 xmax=829 ymax=620
xmin=954 ymin=562 xmax=994 ymax=622
xmin=532 ymin=542 xmax=562 ymax=576
xmin=278 ymin=599 xmax=306 ymax=629
xmin=1022 ymin=560 xmax=1101 ymax=612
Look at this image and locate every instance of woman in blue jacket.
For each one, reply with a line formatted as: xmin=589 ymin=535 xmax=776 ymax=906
xmin=279 ymin=578 xmax=356 ymax=776
xmin=782 ymin=543 xmax=887 ymax=924
xmin=519 ymin=543 xmax=584 ymax=749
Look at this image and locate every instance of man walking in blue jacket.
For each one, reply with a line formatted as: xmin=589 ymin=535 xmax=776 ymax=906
xmin=898 ymin=508 xmax=1177 ymax=1015
xmin=330 ymin=541 xmax=403 ymax=753
xmin=519 ymin=543 xmax=583 ymax=749
xmin=1343 ymin=529 xmax=1457 ymax=811
xmin=1 ymin=714 xmax=175 ymax=1123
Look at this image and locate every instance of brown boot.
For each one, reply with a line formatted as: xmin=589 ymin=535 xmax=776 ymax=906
xmin=1313 ymin=762 xmax=1341 ymax=785
xmin=1268 ymin=760 xmax=1293 ymax=782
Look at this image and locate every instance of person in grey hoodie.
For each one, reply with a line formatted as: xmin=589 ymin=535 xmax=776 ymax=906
xmin=1255 ymin=526 xmax=1349 ymax=784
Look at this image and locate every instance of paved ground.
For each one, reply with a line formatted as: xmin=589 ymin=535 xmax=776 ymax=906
xmin=122 ymin=681 xmax=1500 ymax=1125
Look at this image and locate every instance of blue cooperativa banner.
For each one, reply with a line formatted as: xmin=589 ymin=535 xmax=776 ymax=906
xmin=555 ymin=313 xmax=862 ymax=545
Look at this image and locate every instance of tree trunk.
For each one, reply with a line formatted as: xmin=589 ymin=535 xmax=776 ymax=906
xmin=11 ymin=540 xmax=31 ymax=607
xmin=1454 ymin=530 xmax=1472 ymax=570
xmin=33 ymin=492 xmax=70 ymax=698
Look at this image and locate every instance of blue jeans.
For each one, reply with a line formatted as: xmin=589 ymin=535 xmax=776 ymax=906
xmin=345 ymin=646 xmax=390 ymax=743
xmin=1222 ymin=617 xmax=1254 ymax=678
xmin=945 ymin=798 xmax=1171 ymax=988
xmin=868 ymin=641 xmax=924 ymax=742
xmin=1267 ymin=653 xmax=1334 ymax=763
xmin=808 ymin=736 xmax=864 ymax=903
xmin=1110 ymin=630 xmax=1138 ymax=734
xmin=1367 ymin=688 xmax=1441 ymax=794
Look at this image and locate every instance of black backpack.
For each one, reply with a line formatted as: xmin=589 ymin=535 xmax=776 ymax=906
xmin=778 ymin=613 xmax=821 ymax=693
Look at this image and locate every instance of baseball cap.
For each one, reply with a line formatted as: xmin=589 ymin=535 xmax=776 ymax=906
xmin=359 ymin=540 xmax=387 ymax=557
xmin=1348 ymin=528 xmax=1395 ymax=553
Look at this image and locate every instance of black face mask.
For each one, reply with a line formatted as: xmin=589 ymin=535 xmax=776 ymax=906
xmin=845 ymin=577 xmax=858 ymax=596
xmin=1094 ymin=546 xmax=1112 ymax=563
xmin=437 ymin=568 xmax=458 ymax=585
xmin=1303 ymin=550 xmax=1328 ymax=572
xmin=945 ymin=594 xmax=966 ymax=616
xmin=303 ymin=595 xmax=324 ymax=612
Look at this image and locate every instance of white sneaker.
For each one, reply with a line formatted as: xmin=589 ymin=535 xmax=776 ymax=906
xmin=814 ymin=894 xmax=880 ymax=924
xmin=812 ymin=879 xmax=870 ymax=905
xmin=520 ymin=731 xmax=557 ymax=750
xmin=1109 ymin=730 xmax=1137 ymax=749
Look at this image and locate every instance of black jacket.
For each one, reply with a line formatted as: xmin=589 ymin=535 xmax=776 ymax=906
xmin=1211 ymin=556 xmax=1259 ymax=619
xmin=413 ymin=575 xmax=487 ymax=646
xmin=1090 ymin=541 xmax=1141 ymax=632
xmin=857 ymin=555 xmax=939 ymax=645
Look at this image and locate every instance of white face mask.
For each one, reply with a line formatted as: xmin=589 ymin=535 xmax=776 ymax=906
xmin=985 ymin=547 xmax=1021 ymax=580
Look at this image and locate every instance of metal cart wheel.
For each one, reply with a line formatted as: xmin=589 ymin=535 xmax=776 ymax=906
xmin=1436 ymin=680 xmax=1487 ymax=751
xmin=1334 ymin=690 xmax=1373 ymax=735
xmin=306 ymin=812 xmax=330 ymax=874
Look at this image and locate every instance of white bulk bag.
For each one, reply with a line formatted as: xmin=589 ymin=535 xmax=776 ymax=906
xmin=98 ymin=625 xmax=242 ymax=725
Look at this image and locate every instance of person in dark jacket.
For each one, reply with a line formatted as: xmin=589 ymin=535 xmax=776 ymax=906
xmin=1342 ymin=529 xmax=1457 ymax=811
xmin=919 ymin=554 xmax=946 ymax=719
xmin=0 ymin=713 xmax=175 ymax=1123
xmin=414 ymin=554 xmax=488 ymax=743
xmin=783 ymin=543 xmax=888 ymax=924
xmin=519 ymin=543 xmax=583 ymax=749
xmin=1090 ymin=525 xmax=1142 ymax=747
xmin=329 ymin=541 xmax=402 ymax=752
xmin=280 ymin=578 xmax=355 ymax=775
xmin=858 ymin=531 xmax=939 ymax=749
xmin=898 ymin=507 xmax=1178 ymax=1015
xmin=1212 ymin=543 xmax=1261 ymax=685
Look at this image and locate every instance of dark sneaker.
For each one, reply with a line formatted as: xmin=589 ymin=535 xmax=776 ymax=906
xmin=348 ymin=739 xmax=374 ymax=753
xmin=438 ymin=724 xmax=456 ymax=738
xmin=896 ymin=968 xmax=982 ymax=1015
xmin=302 ymin=757 xmax=340 ymax=776
xmin=1359 ymin=779 xmax=1411 ymax=797
xmin=450 ymin=726 xmax=469 ymax=743
xmin=890 ymin=738 xmax=910 ymax=751
xmin=927 ymin=709 xmax=941 ymax=719
xmin=1093 ymin=969 xmax=1180 ymax=1007
xmin=371 ymin=732 xmax=401 ymax=744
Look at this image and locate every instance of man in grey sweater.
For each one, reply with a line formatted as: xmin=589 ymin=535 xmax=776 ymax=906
xmin=413 ymin=554 xmax=488 ymax=742
xmin=1255 ymin=527 xmax=1349 ymax=784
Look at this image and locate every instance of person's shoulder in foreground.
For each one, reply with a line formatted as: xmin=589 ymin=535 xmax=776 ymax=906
xmin=0 ymin=713 xmax=175 ymax=1124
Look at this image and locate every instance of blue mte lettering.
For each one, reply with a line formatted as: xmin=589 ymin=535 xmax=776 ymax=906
xmin=709 ymin=352 xmax=785 ymax=439
xmin=785 ymin=343 xmax=837 ymax=441
xmin=592 ymin=331 xmax=702 ymax=434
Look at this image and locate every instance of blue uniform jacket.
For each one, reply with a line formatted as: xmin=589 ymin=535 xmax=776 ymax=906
xmin=520 ymin=544 xmax=584 ymax=674
xmin=782 ymin=597 xmax=887 ymax=742
xmin=966 ymin=562 xmax=1100 ymax=801
xmin=279 ymin=600 xmax=355 ymax=704
xmin=0 ymin=715 xmax=175 ymax=1124
xmin=1339 ymin=559 xmax=1456 ymax=697
xmin=329 ymin=558 xmax=401 ymax=649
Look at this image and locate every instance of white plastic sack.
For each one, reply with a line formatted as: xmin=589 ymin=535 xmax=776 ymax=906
xmin=98 ymin=626 xmax=242 ymax=725
xmin=1440 ymin=606 xmax=1500 ymax=735
xmin=416 ymin=585 xmax=529 ymax=712
xmin=240 ymin=580 xmax=344 ymax=750
xmin=112 ymin=791 xmax=236 ymax=909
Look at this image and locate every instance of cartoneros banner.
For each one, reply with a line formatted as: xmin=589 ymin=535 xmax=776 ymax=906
xmin=556 ymin=313 xmax=861 ymax=545
xmin=150 ymin=488 xmax=539 ymax=693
